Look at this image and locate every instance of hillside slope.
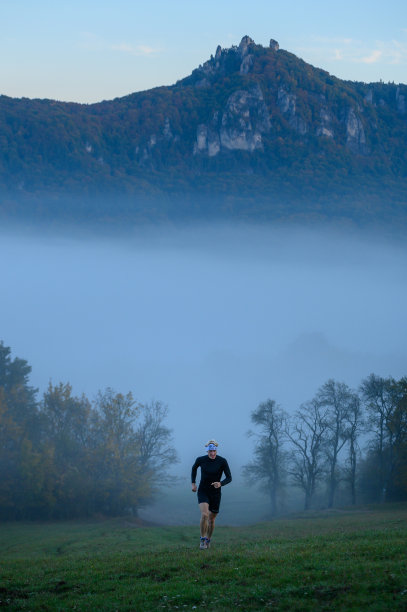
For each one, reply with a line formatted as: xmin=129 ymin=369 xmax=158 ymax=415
xmin=1 ymin=36 xmax=407 ymax=224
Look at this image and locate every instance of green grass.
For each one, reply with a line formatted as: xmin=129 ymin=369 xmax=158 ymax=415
xmin=1 ymin=505 xmax=407 ymax=610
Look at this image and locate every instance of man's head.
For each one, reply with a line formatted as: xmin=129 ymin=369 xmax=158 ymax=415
xmin=205 ymin=439 xmax=218 ymax=459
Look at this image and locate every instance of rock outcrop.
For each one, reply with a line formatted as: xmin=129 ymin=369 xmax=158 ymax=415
xmin=317 ymin=107 xmax=334 ymax=139
xmin=240 ymin=54 xmax=254 ymax=74
xmin=163 ymin=117 xmax=173 ymax=140
xmin=221 ymin=85 xmax=271 ymax=151
xmin=194 ymin=84 xmax=271 ymax=156
xmin=195 ymin=121 xmax=221 ymax=157
xmin=191 ymin=36 xmax=259 ymax=84
xmin=345 ymin=108 xmax=368 ymax=154
xmin=238 ymin=35 xmax=255 ymax=57
xmin=277 ymin=87 xmax=308 ymax=135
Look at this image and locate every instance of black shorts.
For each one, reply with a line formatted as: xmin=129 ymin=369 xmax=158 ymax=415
xmin=197 ymin=487 xmax=221 ymax=514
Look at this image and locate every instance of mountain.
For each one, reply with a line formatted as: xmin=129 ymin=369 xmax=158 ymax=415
xmin=1 ymin=35 xmax=407 ymax=226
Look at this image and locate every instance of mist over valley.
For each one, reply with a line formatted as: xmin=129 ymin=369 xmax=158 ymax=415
xmin=2 ymin=219 xmax=406 ymax=491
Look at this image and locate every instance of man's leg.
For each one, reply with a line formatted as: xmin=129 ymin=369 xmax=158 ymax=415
xmin=205 ymin=511 xmax=217 ymax=547
xmin=205 ymin=491 xmax=221 ymax=548
xmin=199 ymin=503 xmax=209 ymax=547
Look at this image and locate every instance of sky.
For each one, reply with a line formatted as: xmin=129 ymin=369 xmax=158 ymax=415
xmin=2 ymin=0 xmax=407 ymax=103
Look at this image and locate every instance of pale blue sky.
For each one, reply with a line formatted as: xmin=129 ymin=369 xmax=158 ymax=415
xmin=2 ymin=0 xmax=407 ymax=103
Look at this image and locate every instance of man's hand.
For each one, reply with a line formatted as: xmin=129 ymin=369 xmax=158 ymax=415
xmin=191 ymin=483 xmax=197 ymax=493
xmin=211 ymin=482 xmax=221 ymax=489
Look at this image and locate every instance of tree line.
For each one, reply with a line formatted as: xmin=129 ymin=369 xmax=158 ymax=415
xmin=0 ymin=341 xmax=177 ymax=520
xmin=243 ymin=377 xmax=407 ymax=515
xmin=2 ymin=339 xmax=406 ymax=521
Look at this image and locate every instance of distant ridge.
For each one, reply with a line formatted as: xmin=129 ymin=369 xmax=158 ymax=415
xmin=1 ymin=36 xmax=406 ymax=226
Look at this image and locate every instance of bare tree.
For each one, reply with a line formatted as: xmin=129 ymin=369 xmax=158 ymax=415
xmin=316 ymin=380 xmax=354 ymax=508
xmin=389 ymin=378 xmax=407 ymax=499
xmin=135 ymin=400 xmax=178 ymax=489
xmin=360 ymin=374 xmax=400 ymax=501
xmin=287 ymin=399 xmax=329 ymax=510
xmin=242 ymin=399 xmax=288 ymax=516
xmin=343 ymin=392 xmax=364 ymax=505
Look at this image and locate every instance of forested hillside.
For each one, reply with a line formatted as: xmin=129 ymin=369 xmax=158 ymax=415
xmin=1 ymin=36 xmax=407 ymax=224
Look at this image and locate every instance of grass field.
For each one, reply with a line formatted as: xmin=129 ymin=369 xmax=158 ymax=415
xmin=1 ymin=505 xmax=406 ymax=610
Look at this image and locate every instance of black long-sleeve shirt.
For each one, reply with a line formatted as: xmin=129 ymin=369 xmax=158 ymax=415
xmin=191 ymin=455 xmax=232 ymax=489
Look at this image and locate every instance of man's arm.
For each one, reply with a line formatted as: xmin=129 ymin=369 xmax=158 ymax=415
xmin=220 ymin=459 xmax=232 ymax=487
xmin=191 ymin=457 xmax=200 ymax=492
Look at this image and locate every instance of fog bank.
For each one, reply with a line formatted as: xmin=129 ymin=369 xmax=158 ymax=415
xmin=1 ymin=223 xmax=407 ymax=477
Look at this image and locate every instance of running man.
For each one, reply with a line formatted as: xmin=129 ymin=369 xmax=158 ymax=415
xmin=191 ymin=439 xmax=232 ymax=549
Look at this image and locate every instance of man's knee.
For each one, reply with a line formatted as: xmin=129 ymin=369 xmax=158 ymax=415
xmin=200 ymin=504 xmax=209 ymax=518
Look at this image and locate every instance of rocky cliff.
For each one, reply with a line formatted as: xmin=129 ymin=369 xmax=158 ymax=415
xmin=193 ymin=83 xmax=271 ymax=156
xmin=177 ymin=35 xmax=405 ymax=160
